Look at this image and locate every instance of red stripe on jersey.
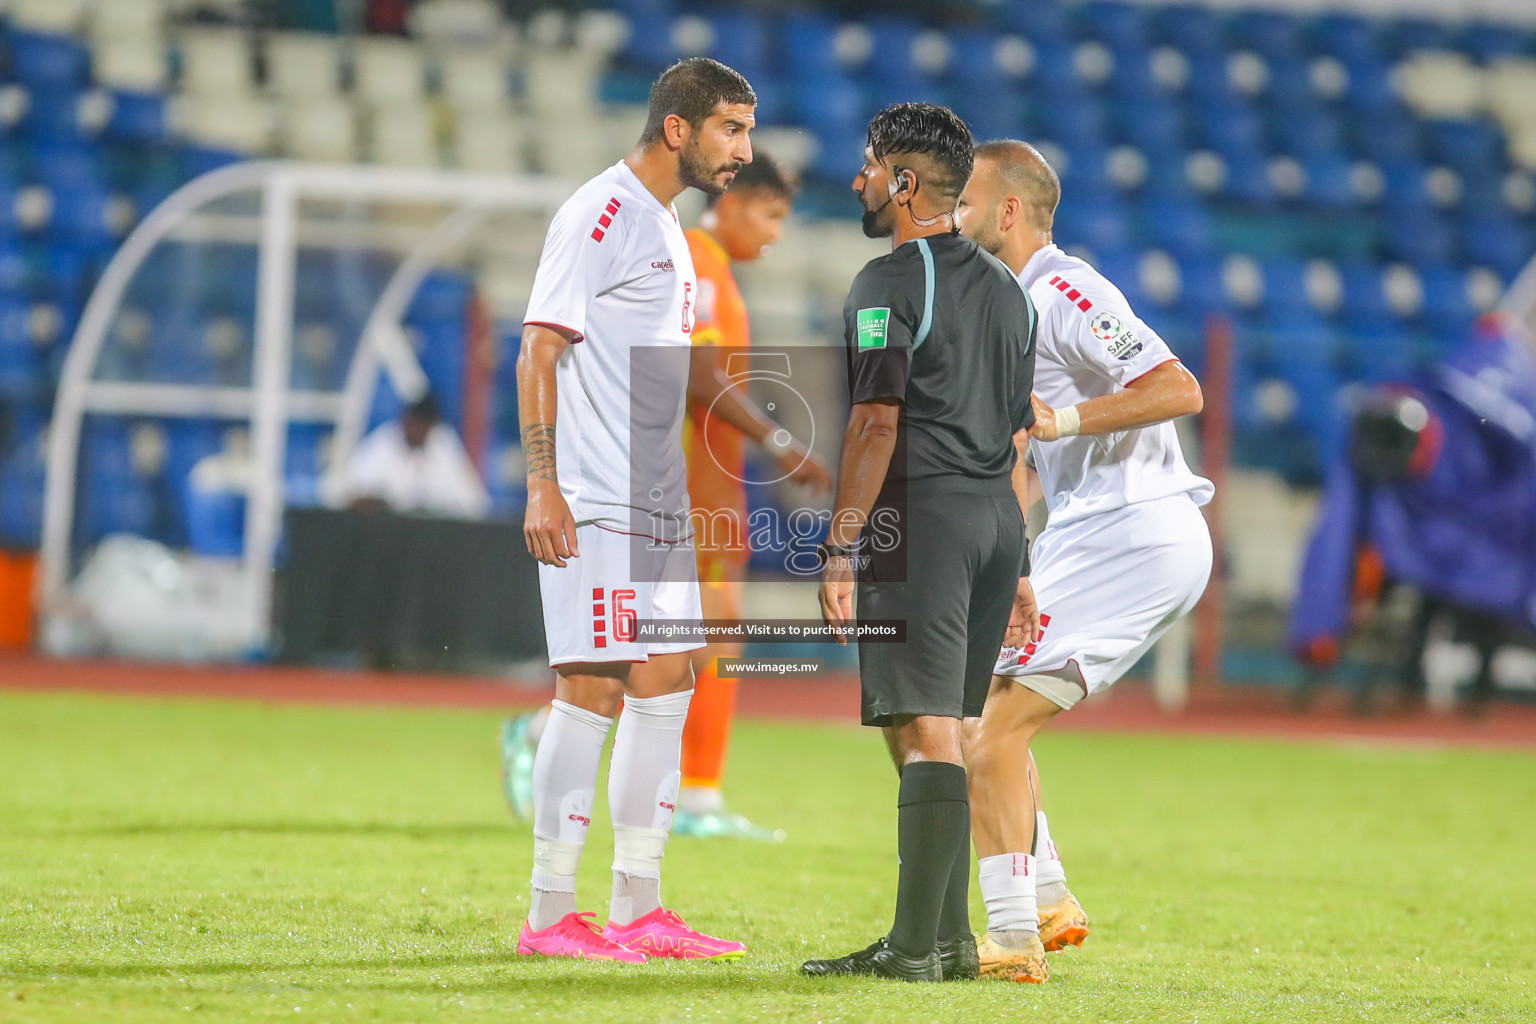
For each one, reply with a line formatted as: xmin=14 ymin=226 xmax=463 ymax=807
xmin=1078 ymin=298 xmax=1092 ymax=311
xmin=1055 ymin=279 xmax=1071 ymax=292
xmin=606 ymin=199 xmax=620 ymax=214
xmin=593 ymin=588 xmax=604 ymax=600
xmin=1066 ymin=288 xmax=1081 ymax=301
xmin=593 ymin=619 xmax=605 ymax=634
xmin=1040 ymin=613 xmax=1051 ymax=627
xmin=598 ymin=213 xmax=612 ymax=228
xmin=594 ymin=636 xmax=607 ymax=649
xmin=1049 ymin=276 xmax=1061 ymax=285
xmin=591 ymin=227 xmax=605 ymax=241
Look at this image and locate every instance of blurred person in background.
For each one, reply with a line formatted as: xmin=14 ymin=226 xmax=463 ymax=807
xmin=342 ymin=392 xmax=489 ymax=519
xmin=954 ymin=140 xmax=1212 ymax=983
xmin=500 ymin=153 xmax=832 ymax=843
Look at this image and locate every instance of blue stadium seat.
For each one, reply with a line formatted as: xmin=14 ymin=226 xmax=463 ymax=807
xmin=619 ymin=13 xmax=676 ymax=69
xmin=1310 ymin=14 xmax=1383 ymax=64
xmin=1344 ymin=323 xmax=1415 ymax=380
xmin=1420 ymin=119 xmax=1503 ymax=182
xmin=995 ymin=0 xmax=1072 ymax=47
xmin=1103 ymin=44 xmax=1160 ymax=100
xmin=784 ymin=17 xmax=866 ymax=78
xmin=1185 ymin=56 xmax=1238 ymax=104
xmin=1258 ymin=257 xmax=1311 ymax=316
xmin=951 ymin=86 xmax=1029 ymax=143
xmin=1269 ymin=103 xmax=1345 ymax=157
xmin=1174 ymin=253 xmax=1228 ymax=316
xmin=184 ymin=146 xmax=242 ymax=178
xmin=1054 ymin=193 xmax=1132 ymax=255
xmin=1074 ymin=1 xmax=1150 ymax=51
xmin=1381 ymin=210 xmax=1457 ymax=265
xmin=694 ymin=11 xmax=769 ymax=83
xmin=22 ymin=90 xmax=89 ymax=143
xmin=1229 ymin=9 xmax=1306 ymax=59
xmin=1039 ymin=95 xmax=1110 ymax=146
xmin=1139 ymin=192 xmax=1214 ymax=256
xmin=1464 ymin=216 xmax=1534 ymax=278
xmin=1196 ymin=100 xmax=1265 ymax=158
xmin=1378 ymin=160 xmax=1435 ymax=210
xmin=1350 ymin=108 xmax=1419 ymax=163
xmin=30 ymin=142 xmax=106 ymax=190
xmin=1461 ymin=24 xmax=1528 ymax=62
xmin=1110 ymin=94 xmax=1184 ymax=151
xmin=1057 ymin=141 xmax=1114 ymax=194
xmin=1384 ymin=19 xmax=1457 ymax=58
xmin=1264 ymin=55 xmax=1315 ymax=107
xmin=7 ymin=32 xmax=90 ymax=92
xmin=1152 ymin=5 xmax=1224 ymax=56
xmin=0 ymin=422 xmax=45 ymax=546
xmin=1221 ymin=152 xmax=1275 ymax=205
xmin=1091 ymin=250 xmax=1149 ymax=309
xmin=1338 ymin=55 xmax=1399 ymax=114
xmin=104 ymin=92 xmax=173 ymax=145
xmin=1303 ymin=153 xmax=1356 ymax=207
xmin=1336 ymin=263 xmax=1391 ymax=328
xmin=1266 ymin=310 xmax=1338 ymax=367
xmin=52 ymin=186 xmax=122 ymax=250
xmin=1417 ymin=265 xmax=1473 ymax=339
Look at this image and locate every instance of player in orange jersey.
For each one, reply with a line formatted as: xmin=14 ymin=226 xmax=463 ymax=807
xmin=501 ymin=153 xmax=832 ymax=839
xmin=676 ymin=153 xmax=832 ymax=840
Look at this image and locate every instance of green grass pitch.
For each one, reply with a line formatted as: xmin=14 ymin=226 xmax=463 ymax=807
xmin=2 ymin=689 xmax=1535 ymax=1023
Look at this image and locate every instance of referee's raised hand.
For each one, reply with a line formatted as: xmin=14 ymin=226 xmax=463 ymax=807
xmin=523 ymin=479 xmax=580 ymax=568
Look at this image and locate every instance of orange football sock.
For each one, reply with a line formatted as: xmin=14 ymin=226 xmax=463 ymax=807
xmin=681 ymin=661 xmax=737 ymax=790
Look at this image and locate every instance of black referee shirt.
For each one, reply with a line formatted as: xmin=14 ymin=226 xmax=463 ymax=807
xmin=843 ymin=231 xmax=1037 ymax=503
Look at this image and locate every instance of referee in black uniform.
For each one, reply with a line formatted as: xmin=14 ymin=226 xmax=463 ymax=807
xmin=803 ymin=104 xmax=1039 ymax=982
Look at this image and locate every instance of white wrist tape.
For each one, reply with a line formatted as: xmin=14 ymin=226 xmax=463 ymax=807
xmin=1053 ymin=405 xmax=1081 ymax=437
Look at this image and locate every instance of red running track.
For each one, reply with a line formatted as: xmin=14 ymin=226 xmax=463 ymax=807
xmin=3 ymin=653 xmax=1536 ymax=750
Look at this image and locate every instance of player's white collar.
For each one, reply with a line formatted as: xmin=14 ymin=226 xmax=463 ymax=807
xmin=1017 ymin=243 xmax=1063 ymax=289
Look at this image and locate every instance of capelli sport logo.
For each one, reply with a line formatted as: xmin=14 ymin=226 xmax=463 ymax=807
xmin=651 ymin=259 xmax=676 ymax=272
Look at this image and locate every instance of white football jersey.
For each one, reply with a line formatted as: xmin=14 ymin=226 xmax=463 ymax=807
xmin=524 ymin=161 xmax=699 ymax=541
xmin=1020 ymin=244 xmax=1214 ymax=528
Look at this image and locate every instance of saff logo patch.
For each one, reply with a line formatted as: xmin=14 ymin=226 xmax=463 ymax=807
xmin=1090 ymin=312 xmax=1124 ymax=341
xmin=857 ymin=307 xmax=891 ymax=350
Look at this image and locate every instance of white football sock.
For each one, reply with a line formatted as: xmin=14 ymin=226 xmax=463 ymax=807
xmin=679 ymin=785 xmax=725 ymax=815
xmin=979 ymin=852 xmax=1038 ymax=947
xmin=527 ymin=699 xmax=611 ymax=930
xmin=607 ymin=689 xmax=692 ymax=924
xmin=1035 ymin=810 xmax=1069 ymax=905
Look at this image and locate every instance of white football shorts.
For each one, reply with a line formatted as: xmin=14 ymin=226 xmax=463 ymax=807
xmin=537 ymin=522 xmax=705 ymax=666
xmin=995 ymin=493 xmax=1212 ymax=709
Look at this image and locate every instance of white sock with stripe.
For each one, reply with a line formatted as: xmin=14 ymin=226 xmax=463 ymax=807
xmin=979 ymin=852 xmax=1038 ymax=949
xmin=528 ymin=700 xmax=612 ymax=931
xmin=1035 ymin=810 xmax=1070 ymax=906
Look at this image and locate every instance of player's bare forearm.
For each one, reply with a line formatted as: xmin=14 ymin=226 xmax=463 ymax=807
xmin=516 ymin=325 xmax=572 ymax=485
xmin=1044 ymin=361 xmax=1203 ymax=439
xmin=687 ymin=348 xmax=776 ymax=444
xmin=516 ymin=323 xmax=579 ymax=566
xmin=1010 ymin=429 xmax=1032 ymax=521
xmin=826 ymin=399 xmax=900 ymax=547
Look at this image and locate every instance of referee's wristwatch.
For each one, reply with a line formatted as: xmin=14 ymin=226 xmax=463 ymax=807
xmin=816 ymin=541 xmax=860 ymax=568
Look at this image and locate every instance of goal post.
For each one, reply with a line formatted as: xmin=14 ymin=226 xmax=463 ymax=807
xmin=41 ymin=160 xmax=573 ymax=652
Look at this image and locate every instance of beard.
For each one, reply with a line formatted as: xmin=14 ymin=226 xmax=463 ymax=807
xmin=679 ymin=138 xmax=738 ymax=197
xmin=861 ymin=199 xmax=894 ymax=238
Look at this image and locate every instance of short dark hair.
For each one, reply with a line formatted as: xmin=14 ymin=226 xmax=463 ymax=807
xmin=866 ymin=102 xmax=974 ymax=200
xmin=639 ymin=57 xmax=756 ymax=145
xmin=708 ymin=150 xmax=796 ymax=208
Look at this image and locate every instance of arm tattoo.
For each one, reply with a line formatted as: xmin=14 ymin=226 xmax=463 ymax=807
xmin=521 ymin=423 xmax=557 ymax=483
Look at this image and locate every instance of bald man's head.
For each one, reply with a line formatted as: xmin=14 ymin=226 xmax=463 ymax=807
xmin=964 ymin=139 xmax=1061 ymax=248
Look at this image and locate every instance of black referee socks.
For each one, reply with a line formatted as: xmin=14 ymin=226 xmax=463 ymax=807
xmin=889 ymin=761 xmax=971 ymax=959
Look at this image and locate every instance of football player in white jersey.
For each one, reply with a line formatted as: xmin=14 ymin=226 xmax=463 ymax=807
xmin=514 ymin=57 xmax=756 ymax=964
xmin=954 ymin=139 xmax=1215 ymax=982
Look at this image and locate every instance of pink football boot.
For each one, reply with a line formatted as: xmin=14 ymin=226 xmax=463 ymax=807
xmin=603 ymin=908 xmax=746 ymax=961
xmin=518 ymin=912 xmax=647 ymax=963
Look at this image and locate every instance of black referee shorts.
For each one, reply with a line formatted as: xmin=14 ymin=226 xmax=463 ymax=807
xmin=856 ymin=486 xmax=1025 ymax=727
